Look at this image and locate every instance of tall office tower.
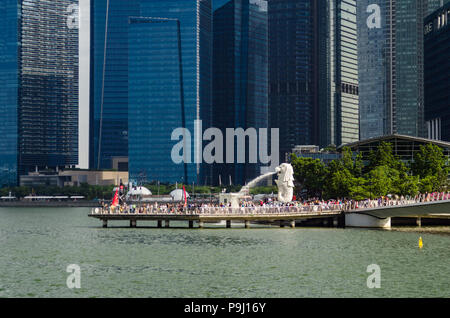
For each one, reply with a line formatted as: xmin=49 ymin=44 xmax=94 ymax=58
xmin=268 ymin=0 xmax=318 ymax=163
xmin=90 ymin=0 xmax=140 ymax=170
xmin=78 ymin=0 xmax=91 ymax=170
xmin=128 ymin=0 xmax=212 ymax=185
xmin=212 ymin=0 xmax=268 ymax=185
xmin=319 ymin=0 xmax=359 ymax=148
xmin=0 ymin=1 xmax=20 ymax=187
xmin=424 ymin=3 xmax=450 ymax=141
xmin=0 ymin=0 xmax=79 ymax=187
xmin=427 ymin=0 xmax=450 ymax=14
xmin=357 ymin=0 xmax=427 ymax=140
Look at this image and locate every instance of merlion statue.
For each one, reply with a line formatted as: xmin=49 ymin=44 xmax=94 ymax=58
xmin=275 ymin=163 xmax=295 ymax=203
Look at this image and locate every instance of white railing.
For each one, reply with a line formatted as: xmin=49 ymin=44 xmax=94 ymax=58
xmin=91 ymin=193 xmax=450 ymax=216
xmin=91 ymin=204 xmax=342 ymax=216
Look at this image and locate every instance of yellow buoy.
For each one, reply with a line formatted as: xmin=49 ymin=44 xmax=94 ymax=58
xmin=418 ymin=237 xmax=423 ymax=249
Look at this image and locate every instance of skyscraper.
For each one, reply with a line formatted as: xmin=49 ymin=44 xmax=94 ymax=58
xmin=358 ymin=0 xmax=427 ymax=140
xmin=268 ymin=0 xmax=317 ymax=163
xmin=0 ymin=0 xmax=20 ymax=187
xmin=90 ymin=0 xmax=140 ymax=170
xmin=127 ymin=0 xmax=212 ymax=184
xmin=319 ymin=0 xmax=359 ymax=148
xmin=212 ymin=0 xmax=268 ymax=185
xmin=78 ymin=0 xmax=91 ymax=170
xmin=427 ymin=0 xmax=450 ymax=14
xmin=268 ymin=0 xmax=357 ymax=159
xmin=424 ymin=2 xmax=450 ymax=141
xmin=0 ymin=0 xmax=79 ymax=187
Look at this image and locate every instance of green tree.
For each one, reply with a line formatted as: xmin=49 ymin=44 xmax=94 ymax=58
xmin=365 ymin=166 xmax=393 ymax=198
xmin=290 ymin=154 xmax=328 ymax=198
xmin=366 ymin=142 xmax=408 ymax=174
xmin=418 ymin=175 xmax=440 ymax=193
xmin=367 ymin=142 xmax=395 ymax=168
xmin=412 ymin=143 xmax=449 ymax=191
xmin=392 ymin=174 xmax=419 ymax=197
xmin=321 ymin=144 xmax=337 ymax=152
xmin=250 ymin=186 xmax=278 ymax=195
xmin=349 ymin=178 xmax=371 ymax=201
xmin=323 ymin=147 xmax=364 ymax=199
xmin=324 ymin=168 xmax=356 ymax=199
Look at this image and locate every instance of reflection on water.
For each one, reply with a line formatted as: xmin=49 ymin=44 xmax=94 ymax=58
xmin=0 ymin=208 xmax=449 ymax=298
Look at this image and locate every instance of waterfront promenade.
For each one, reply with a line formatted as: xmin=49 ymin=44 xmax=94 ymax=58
xmin=88 ymin=193 xmax=450 ymax=228
xmin=89 ymin=204 xmax=343 ymax=229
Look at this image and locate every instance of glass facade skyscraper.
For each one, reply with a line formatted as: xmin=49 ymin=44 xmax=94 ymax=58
xmin=319 ymin=0 xmax=359 ymax=148
xmin=212 ymin=0 xmax=268 ymax=185
xmin=424 ymin=2 xmax=450 ymax=141
xmin=269 ymin=0 xmax=357 ymax=157
xmin=127 ymin=0 xmax=212 ymax=184
xmin=357 ymin=0 xmax=388 ymax=139
xmin=0 ymin=0 xmax=79 ymax=187
xmin=268 ymin=0 xmax=317 ymax=163
xmin=19 ymin=0 xmax=79 ymax=173
xmin=427 ymin=0 xmax=450 ymax=14
xmin=0 ymin=1 xmax=19 ymax=187
xmin=90 ymin=0 xmax=140 ymax=170
xmin=358 ymin=0 xmax=427 ymax=140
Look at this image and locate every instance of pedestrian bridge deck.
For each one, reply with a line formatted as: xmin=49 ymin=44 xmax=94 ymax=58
xmin=88 ymin=198 xmax=450 ymax=228
xmin=88 ymin=206 xmax=342 ymax=228
xmin=349 ymin=200 xmax=450 ymax=218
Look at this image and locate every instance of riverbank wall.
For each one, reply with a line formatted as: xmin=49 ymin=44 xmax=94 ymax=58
xmin=0 ymin=201 xmax=102 ymax=208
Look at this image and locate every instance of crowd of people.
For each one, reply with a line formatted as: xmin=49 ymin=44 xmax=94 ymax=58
xmin=94 ymin=191 xmax=450 ymax=215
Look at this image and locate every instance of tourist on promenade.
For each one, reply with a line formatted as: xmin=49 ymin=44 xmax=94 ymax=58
xmin=99 ymin=190 xmax=450 ymax=215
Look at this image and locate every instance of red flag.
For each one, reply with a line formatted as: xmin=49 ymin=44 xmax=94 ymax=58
xmin=111 ymin=188 xmax=119 ymax=207
xmin=182 ymin=185 xmax=187 ymax=207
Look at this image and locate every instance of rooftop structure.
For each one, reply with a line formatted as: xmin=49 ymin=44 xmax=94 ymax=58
xmin=339 ymin=134 xmax=450 ymax=161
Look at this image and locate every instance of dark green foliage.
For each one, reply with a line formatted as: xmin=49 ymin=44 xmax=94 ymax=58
xmin=291 ymin=143 xmax=449 ymax=200
xmin=290 ymin=154 xmax=328 ymax=198
xmin=412 ymin=143 xmax=449 ymax=192
xmin=249 ymin=186 xmax=278 ymax=195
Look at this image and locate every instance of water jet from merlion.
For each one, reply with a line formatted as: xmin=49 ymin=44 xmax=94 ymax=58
xmin=219 ymin=163 xmax=295 ymax=208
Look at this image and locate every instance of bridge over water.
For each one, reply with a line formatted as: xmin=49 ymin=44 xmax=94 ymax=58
xmin=345 ymin=200 xmax=450 ymax=228
xmin=89 ymin=199 xmax=450 ymax=229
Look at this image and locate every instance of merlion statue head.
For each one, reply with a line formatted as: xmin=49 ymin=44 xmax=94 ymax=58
xmin=275 ymin=163 xmax=295 ymax=203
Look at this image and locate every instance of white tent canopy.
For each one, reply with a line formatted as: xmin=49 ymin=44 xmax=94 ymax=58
xmin=170 ymin=189 xmax=189 ymax=201
xmin=126 ymin=186 xmax=152 ymax=197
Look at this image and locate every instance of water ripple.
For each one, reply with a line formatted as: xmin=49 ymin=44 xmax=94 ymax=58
xmin=1 ymin=208 xmax=449 ymax=297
